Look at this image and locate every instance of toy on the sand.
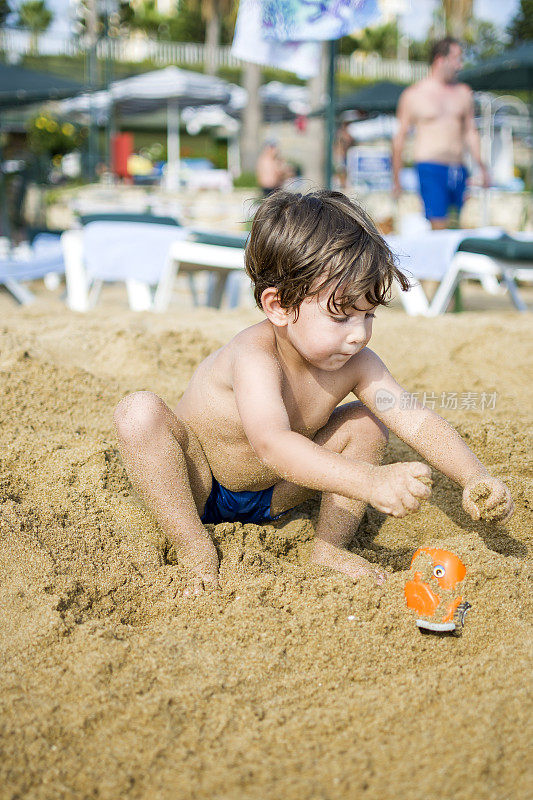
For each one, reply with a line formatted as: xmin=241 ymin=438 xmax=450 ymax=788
xmin=404 ymin=547 xmax=471 ymax=635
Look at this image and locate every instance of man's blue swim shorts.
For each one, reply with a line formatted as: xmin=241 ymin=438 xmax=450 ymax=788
xmin=416 ymin=162 xmax=468 ymax=221
xmin=200 ymin=475 xmax=289 ymax=525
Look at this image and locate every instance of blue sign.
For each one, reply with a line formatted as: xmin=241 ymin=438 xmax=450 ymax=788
xmin=347 ymin=147 xmax=392 ymax=190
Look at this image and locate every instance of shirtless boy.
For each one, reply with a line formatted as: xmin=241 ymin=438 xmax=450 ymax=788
xmin=114 ymin=191 xmax=513 ymax=594
xmin=392 ymin=37 xmax=490 ymax=228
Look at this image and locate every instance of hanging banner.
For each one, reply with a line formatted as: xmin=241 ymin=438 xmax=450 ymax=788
xmin=261 ymin=0 xmax=380 ymax=42
xmin=232 ymin=0 xmax=322 ymax=78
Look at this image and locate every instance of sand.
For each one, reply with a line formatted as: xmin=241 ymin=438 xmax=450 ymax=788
xmin=0 ymin=290 xmax=532 ymax=800
xmin=468 ymin=482 xmax=510 ymax=522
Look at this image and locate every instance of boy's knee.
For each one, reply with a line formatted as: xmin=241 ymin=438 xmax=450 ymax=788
xmin=344 ymin=404 xmax=389 ymax=448
xmin=114 ymin=391 xmax=168 ymax=441
xmin=366 ymin=412 xmax=389 ymax=447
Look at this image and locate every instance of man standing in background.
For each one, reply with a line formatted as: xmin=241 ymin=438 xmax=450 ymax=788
xmin=256 ymin=141 xmax=292 ymax=197
xmin=392 ymin=37 xmax=490 ymax=229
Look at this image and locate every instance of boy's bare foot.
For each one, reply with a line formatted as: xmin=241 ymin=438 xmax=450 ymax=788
xmin=172 ymin=534 xmax=220 ymax=596
xmin=309 ymin=538 xmax=387 ymax=586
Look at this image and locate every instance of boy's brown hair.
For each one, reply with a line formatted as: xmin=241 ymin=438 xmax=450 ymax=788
xmin=245 ymin=190 xmax=410 ymax=316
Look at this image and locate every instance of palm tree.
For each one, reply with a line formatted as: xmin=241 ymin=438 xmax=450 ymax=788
xmin=189 ymin=0 xmax=233 ymax=75
xmin=507 ymin=0 xmax=533 ymax=44
xmin=442 ymin=0 xmax=473 ymax=39
xmin=240 ymin=60 xmax=262 ymax=173
xmin=16 ymin=0 xmax=53 ymax=54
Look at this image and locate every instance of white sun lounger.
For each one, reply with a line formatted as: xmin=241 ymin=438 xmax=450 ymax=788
xmin=386 ymin=227 xmax=533 ymax=315
xmin=61 ymin=221 xmax=249 ymax=312
xmin=0 ymin=234 xmax=64 ymax=304
xmin=427 ymin=231 xmax=533 ymax=315
xmin=62 ymin=220 xmax=435 ymax=315
xmin=154 ymin=239 xmax=246 ymax=311
xmin=62 ymin=222 xmax=189 ymax=311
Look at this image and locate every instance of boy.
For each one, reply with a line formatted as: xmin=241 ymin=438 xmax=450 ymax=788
xmin=114 ymin=191 xmax=513 ymax=594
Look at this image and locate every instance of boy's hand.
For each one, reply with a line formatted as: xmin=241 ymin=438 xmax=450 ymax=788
xmin=367 ymin=462 xmax=432 ymax=518
xmin=462 ymin=477 xmax=514 ymax=523
xmin=175 ymin=535 xmax=220 ymax=596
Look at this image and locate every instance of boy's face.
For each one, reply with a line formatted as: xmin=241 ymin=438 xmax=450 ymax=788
xmin=286 ymin=289 xmax=376 ymax=371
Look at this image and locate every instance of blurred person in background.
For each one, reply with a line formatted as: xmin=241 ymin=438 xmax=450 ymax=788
xmin=333 ymin=113 xmax=356 ymax=189
xmin=256 ymin=141 xmax=292 ymax=197
xmin=392 ymin=37 xmax=489 ymax=230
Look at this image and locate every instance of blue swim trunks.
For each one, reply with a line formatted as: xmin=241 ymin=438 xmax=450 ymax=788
xmin=200 ymin=475 xmax=289 ymax=525
xmin=416 ymin=162 xmax=468 ymax=221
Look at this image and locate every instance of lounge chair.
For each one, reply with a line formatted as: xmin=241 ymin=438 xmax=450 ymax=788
xmin=0 ymin=233 xmax=64 ymax=304
xmin=77 ymin=214 xmax=250 ymax=309
xmin=64 ymin=218 xmax=434 ymax=314
xmin=428 ymin=232 xmax=533 ymax=315
xmin=155 ymin=237 xmax=247 ymax=311
xmin=62 ymin=220 xmax=250 ymax=311
xmin=156 ymin=229 xmax=249 ymax=310
xmin=386 ymin=227 xmax=533 ymax=314
xmin=79 ymin=212 xmax=182 ymax=227
xmin=62 ymin=221 xmax=189 ymax=311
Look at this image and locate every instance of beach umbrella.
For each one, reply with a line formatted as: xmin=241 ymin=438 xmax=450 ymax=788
xmin=0 ymin=63 xmax=83 ymax=109
xmin=110 ymin=66 xmax=231 ymax=114
xmin=309 ymin=81 xmax=406 ymax=119
xmin=0 ymin=64 xmax=83 ymax=241
xmin=59 ymin=89 xmax=111 ymax=125
xmin=458 ymin=42 xmax=533 ymax=92
xmin=113 ymin=68 xmax=232 ymax=189
xmin=68 ymin=67 xmax=232 ymax=189
xmin=337 ymin=81 xmax=406 ymax=115
xmin=227 ymin=81 xmax=310 ymax=123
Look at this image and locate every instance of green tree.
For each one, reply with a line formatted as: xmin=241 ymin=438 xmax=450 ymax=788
xmin=16 ymin=0 xmax=53 ymax=53
xmin=338 ymin=34 xmax=358 ymax=57
xmin=129 ymin=1 xmax=206 ymax=45
xmin=507 ymin=0 xmax=533 ymax=44
xmin=351 ymin=21 xmax=399 ymax=60
xmin=187 ymin=0 xmax=234 ymax=74
xmin=408 ymin=38 xmax=431 ymax=63
xmin=443 ymin=0 xmax=473 ymax=38
xmin=129 ymin=0 xmax=166 ymax=37
xmin=0 ymin=0 xmax=11 ymax=26
xmin=166 ymin=0 xmax=206 ymax=43
xmin=114 ymin=1 xmax=134 ymax=34
xmin=464 ymin=19 xmax=504 ymax=61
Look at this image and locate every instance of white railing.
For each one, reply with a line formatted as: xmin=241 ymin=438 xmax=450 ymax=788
xmin=337 ymin=53 xmax=428 ymax=82
xmin=0 ymin=28 xmax=429 ymax=82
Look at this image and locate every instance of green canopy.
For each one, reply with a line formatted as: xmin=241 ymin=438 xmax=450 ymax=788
xmin=0 ymin=63 xmax=83 ymax=109
xmin=459 ymin=42 xmax=533 ymax=92
xmin=337 ymin=81 xmax=406 ymax=114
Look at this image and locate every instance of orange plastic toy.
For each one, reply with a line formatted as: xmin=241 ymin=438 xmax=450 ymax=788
xmin=404 ymin=547 xmax=471 ymax=634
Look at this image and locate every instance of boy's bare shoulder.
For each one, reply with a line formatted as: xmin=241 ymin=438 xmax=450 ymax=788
xmin=227 ymin=320 xmax=278 ymax=357
xmin=348 ymin=347 xmax=386 ymax=385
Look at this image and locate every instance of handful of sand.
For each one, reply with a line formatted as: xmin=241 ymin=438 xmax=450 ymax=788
xmin=468 ymin=482 xmax=509 ymax=522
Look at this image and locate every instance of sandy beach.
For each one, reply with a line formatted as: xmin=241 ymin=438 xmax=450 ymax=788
xmin=0 ymin=286 xmax=531 ymax=800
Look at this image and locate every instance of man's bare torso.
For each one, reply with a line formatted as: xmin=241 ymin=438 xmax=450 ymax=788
xmin=256 ymin=149 xmax=284 ymax=190
xmin=405 ymin=78 xmax=471 ymax=164
xmin=175 ymin=321 xmax=362 ymax=492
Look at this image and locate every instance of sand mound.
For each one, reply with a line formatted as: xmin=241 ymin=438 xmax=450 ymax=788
xmin=0 ymin=305 xmax=531 ymax=800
